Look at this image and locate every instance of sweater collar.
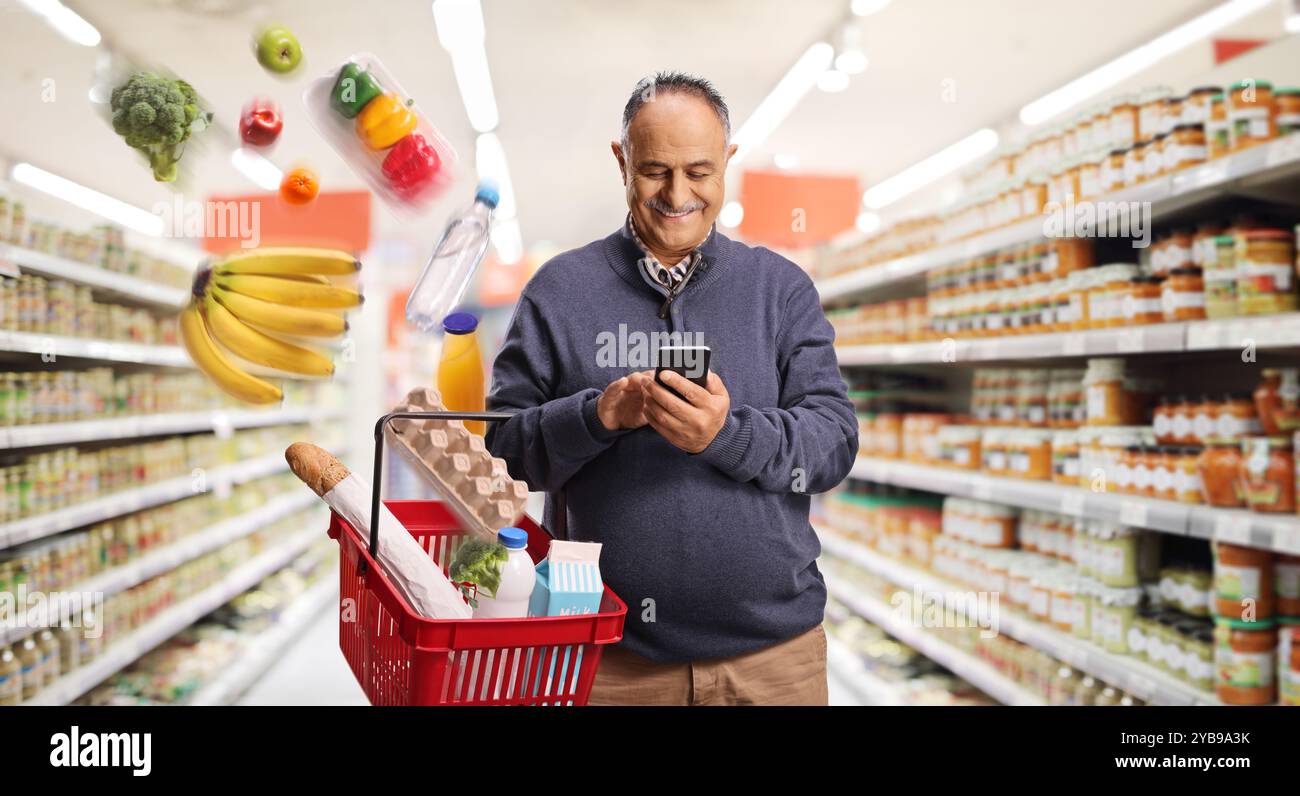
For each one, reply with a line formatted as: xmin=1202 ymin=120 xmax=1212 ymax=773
xmin=605 ymin=217 xmax=731 ymax=296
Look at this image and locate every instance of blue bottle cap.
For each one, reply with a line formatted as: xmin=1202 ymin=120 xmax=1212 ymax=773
xmin=475 ymin=179 xmax=500 ymax=209
xmin=442 ymin=311 xmax=478 ymax=334
xmin=497 ymin=527 xmax=528 ymax=550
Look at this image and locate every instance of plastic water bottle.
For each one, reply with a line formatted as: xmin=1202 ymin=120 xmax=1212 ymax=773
xmin=406 ymin=180 xmax=499 ymax=332
xmin=472 ymin=527 xmax=537 ymax=619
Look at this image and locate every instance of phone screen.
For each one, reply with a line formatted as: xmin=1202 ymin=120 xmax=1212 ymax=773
xmin=654 ymin=346 xmax=711 ymax=399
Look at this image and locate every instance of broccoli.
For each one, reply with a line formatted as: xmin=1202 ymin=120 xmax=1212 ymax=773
xmin=449 ymin=539 xmax=509 ymax=606
xmin=110 ymin=72 xmax=212 ymax=182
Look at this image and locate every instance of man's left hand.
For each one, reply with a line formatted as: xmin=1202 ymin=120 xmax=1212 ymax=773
xmin=642 ymin=370 xmax=730 ymax=454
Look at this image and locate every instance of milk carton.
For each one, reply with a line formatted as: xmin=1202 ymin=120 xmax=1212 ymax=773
xmin=528 ymin=540 xmax=603 ymax=617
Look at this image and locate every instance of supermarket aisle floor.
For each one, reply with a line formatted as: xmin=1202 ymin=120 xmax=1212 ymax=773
xmin=237 ymin=599 xmax=368 ymax=706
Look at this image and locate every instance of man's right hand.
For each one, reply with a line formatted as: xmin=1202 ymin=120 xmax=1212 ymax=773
xmin=596 ymin=371 xmax=653 ymax=431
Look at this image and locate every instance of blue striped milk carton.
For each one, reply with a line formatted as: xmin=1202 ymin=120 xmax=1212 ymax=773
xmin=528 ymin=540 xmax=603 ymax=617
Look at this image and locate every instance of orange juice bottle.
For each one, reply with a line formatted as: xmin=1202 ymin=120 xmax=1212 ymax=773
xmin=437 ymin=312 xmax=485 ymax=435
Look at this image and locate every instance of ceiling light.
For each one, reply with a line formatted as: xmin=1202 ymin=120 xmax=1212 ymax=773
xmin=1019 ymin=0 xmax=1273 ymax=125
xmin=773 ymin=153 xmax=799 ymax=170
xmin=230 ymin=149 xmax=282 ymax=191
xmin=850 ymin=0 xmax=891 ymax=16
xmin=1286 ymin=6 xmax=1300 ymax=32
xmin=817 ymin=69 xmax=850 ymax=93
xmin=730 ymin=42 xmax=834 ymax=168
xmin=719 ymin=201 xmax=744 ymax=228
xmin=18 ymin=0 xmax=101 ymax=47
xmin=862 ymin=128 xmax=999 ymax=209
xmin=855 ymin=211 xmax=881 ymax=235
xmin=11 ymin=162 xmax=163 ymax=236
xmin=431 ymin=0 xmax=484 ymax=50
xmin=448 ymin=48 xmax=500 ymax=132
xmin=490 ymin=217 xmax=523 ymax=265
xmin=834 ymin=49 xmax=868 ymax=74
xmin=475 ymin=132 xmax=517 ymax=220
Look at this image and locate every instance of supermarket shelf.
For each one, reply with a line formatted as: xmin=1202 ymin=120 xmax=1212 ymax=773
xmin=849 ymin=457 xmax=1300 ymax=554
xmin=0 ymin=407 xmax=339 ymax=449
xmin=820 ymin=566 xmax=1044 ymax=706
xmin=817 ymin=134 xmax=1300 ymax=304
xmin=0 ymin=243 xmax=189 ymax=310
xmin=0 ymin=329 xmax=190 ymax=368
xmin=825 ymin=634 xmax=907 ymax=706
xmin=0 ymin=490 xmax=319 ymax=647
xmin=23 ymin=528 xmax=321 ymax=706
xmin=835 ymin=313 xmax=1300 ymax=365
xmin=819 ymin=531 xmax=1220 ymax=706
xmin=187 ymin=575 xmax=337 ymax=706
xmin=0 ymin=451 xmax=290 ymax=549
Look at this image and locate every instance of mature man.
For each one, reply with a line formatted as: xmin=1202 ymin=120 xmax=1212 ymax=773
xmin=486 ymin=72 xmax=858 ymax=705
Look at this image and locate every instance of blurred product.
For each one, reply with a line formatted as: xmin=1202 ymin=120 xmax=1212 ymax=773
xmin=406 ymin=181 xmax=499 ymax=332
xmin=436 ymin=312 xmax=486 ymax=435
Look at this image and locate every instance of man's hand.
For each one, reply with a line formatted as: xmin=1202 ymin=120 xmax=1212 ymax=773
xmin=641 ymin=370 xmax=730 ymax=453
xmin=596 ymin=371 xmax=654 ymax=431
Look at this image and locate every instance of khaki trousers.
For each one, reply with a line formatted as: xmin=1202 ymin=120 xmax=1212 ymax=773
xmin=587 ymin=625 xmax=828 ymax=706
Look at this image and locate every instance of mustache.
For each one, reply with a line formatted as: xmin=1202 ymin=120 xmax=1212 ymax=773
xmin=644 ymin=195 xmax=705 ymax=215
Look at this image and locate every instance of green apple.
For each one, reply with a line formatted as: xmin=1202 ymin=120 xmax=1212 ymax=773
xmin=256 ymin=25 xmax=302 ymax=74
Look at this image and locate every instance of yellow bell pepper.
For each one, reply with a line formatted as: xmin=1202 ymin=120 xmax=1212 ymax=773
xmin=355 ymin=93 xmax=417 ymax=150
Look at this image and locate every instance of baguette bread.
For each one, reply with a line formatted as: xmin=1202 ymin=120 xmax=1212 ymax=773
xmin=285 ymin=442 xmax=351 ymax=497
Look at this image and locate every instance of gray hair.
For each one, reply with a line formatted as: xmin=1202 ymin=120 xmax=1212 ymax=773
xmin=620 ymin=71 xmax=730 ymax=153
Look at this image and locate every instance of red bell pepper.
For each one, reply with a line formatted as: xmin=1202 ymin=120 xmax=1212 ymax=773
xmin=381 ymin=133 xmax=441 ymax=200
xmin=239 ymin=98 xmax=283 ymax=147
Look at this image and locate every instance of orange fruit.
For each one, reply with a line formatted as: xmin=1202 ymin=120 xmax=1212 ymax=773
xmin=280 ymin=167 xmax=319 ymax=205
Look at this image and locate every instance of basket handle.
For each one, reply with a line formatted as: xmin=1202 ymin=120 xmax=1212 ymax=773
xmin=369 ymin=410 xmax=567 ymax=562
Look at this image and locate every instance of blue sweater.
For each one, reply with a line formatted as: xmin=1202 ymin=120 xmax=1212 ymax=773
xmin=486 ymin=223 xmax=858 ymax=663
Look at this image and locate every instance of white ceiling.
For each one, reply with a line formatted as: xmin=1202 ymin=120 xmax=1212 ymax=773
xmin=0 ymin=0 xmax=1290 ymax=273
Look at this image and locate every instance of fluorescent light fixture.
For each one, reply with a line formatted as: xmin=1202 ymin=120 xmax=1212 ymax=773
xmin=855 ymin=211 xmax=881 ymax=235
xmin=490 ymin=217 xmax=523 ymax=265
xmin=1286 ymin=13 xmax=1300 ymax=32
xmin=834 ymin=49 xmax=868 ymax=74
xmin=851 ymin=0 xmax=891 ymax=16
xmin=433 ymin=1 xmax=498 ymax=133
xmin=817 ymin=69 xmax=850 ymax=93
xmin=432 ymin=0 xmax=484 ymax=50
xmin=862 ymin=128 xmax=999 ymax=209
xmin=475 ymin=132 xmax=517 ymax=220
xmin=731 ymin=42 xmax=834 ymax=168
xmin=11 ymin=162 xmax=163 ymax=236
xmin=1019 ymin=0 xmax=1273 ymax=125
xmin=18 ymin=0 xmax=101 ymax=47
xmin=719 ymin=201 xmax=744 ymax=228
xmin=448 ymin=48 xmax=500 ymax=132
xmin=773 ymin=153 xmax=799 ymax=170
xmin=230 ymin=149 xmax=282 ymax=191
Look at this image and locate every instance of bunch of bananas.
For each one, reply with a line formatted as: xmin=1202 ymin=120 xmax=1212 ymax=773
xmin=180 ymin=247 xmax=363 ymax=404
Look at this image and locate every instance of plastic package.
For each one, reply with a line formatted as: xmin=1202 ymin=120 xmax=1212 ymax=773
xmin=302 ymin=53 xmax=457 ymax=216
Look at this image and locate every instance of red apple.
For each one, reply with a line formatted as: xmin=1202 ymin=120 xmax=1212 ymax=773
xmin=239 ymin=99 xmax=282 ymax=147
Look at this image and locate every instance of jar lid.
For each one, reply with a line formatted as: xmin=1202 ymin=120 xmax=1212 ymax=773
xmin=1188 ymin=86 xmax=1220 ymax=96
xmin=1171 ymin=123 xmax=1204 ymax=133
xmin=1229 ymin=79 xmax=1272 ymax=91
xmin=1168 ymin=267 xmax=1202 ymax=277
xmin=1275 ymin=87 xmax=1300 ymax=97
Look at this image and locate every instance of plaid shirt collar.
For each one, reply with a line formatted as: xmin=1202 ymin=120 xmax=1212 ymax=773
xmin=626 ymin=214 xmax=710 ymax=290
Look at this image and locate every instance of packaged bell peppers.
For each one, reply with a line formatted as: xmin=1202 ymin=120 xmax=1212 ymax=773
xmin=302 ymin=53 xmax=457 ymax=215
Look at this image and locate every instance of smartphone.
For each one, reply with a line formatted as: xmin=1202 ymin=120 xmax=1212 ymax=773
xmin=654 ymin=345 xmax=711 ymax=400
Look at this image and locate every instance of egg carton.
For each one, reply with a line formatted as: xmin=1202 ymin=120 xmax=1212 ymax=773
xmin=387 ymin=387 xmax=529 ymax=542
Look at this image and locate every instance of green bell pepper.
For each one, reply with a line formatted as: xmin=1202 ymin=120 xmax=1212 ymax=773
xmin=330 ymin=63 xmax=384 ymax=118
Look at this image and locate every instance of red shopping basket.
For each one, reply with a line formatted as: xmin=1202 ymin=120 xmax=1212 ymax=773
xmin=326 ymin=410 xmax=627 ymax=706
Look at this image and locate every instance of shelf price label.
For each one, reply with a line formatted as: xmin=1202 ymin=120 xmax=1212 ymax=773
xmin=1117 ymin=328 xmax=1145 ymax=353
xmin=1059 ymin=492 xmax=1086 ymax=517
xmin=1063 ymin=334 xmax=1086 ymax=356
xmin=1214 ymin=513 xmax=1253 ymax=545
xmin=1265 ymin=134 xmax=1300 ymax=168
xmin=1119 ymin=500 xmax=1148 ymax=528
xmin=972 ymin=481 xmax=994 ymax=501
xmin=0 ymin=256 xmax=19 ymax=278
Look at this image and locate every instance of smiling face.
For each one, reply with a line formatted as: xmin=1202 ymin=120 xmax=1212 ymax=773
xmin=612 ymin=92 xmax=737 ymax=265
